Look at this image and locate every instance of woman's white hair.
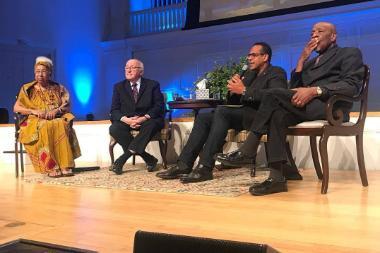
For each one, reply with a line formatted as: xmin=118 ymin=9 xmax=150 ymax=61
xmin=35 ymin=56 xmax=53 ymax=69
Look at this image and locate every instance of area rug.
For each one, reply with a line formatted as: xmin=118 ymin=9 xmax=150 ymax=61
xmin=22 ymin=165 xmax=269 ymax=197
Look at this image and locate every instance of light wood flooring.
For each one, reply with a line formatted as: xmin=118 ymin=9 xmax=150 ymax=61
xmin=0 ymin=163 xmax=380 ymax=253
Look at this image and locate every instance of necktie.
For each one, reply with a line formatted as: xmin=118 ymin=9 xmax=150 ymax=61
xmin=314 ymin=55 xmax=322 ymax=66
xmin=132 ymin=83 xmax=138 ymax=102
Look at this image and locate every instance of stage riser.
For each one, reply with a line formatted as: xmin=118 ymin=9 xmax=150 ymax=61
xmin=1 ymin=117 xmax=379 ymax=170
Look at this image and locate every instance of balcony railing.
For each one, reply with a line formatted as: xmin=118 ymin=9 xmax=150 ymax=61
xmin=129 ymin=2 xmax=187 ymax=36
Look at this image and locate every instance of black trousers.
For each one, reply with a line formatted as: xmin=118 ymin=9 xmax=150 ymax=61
xmin=109 ymin=119 xmax=163 ymax=155
xmin=179 ymin=105 xmax=256 ymax=169
xmin=251 ymin=88 xmax=326 ymax=164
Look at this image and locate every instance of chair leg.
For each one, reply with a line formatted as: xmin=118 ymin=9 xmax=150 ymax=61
xmin=285 ymin=140 xmax=298 ymax=174
xmin=356 ymin=134 xmax=368 ymax=187
xmin=109 ymin=143 xmax=115 ymax=164
xmin=20 ymin=143 xmax=24 ymax=175
xmin=250 ymin=165 xmax=256 ymax=177
xmin=15 ymin=141 xmax=19 ymax=178
xmin=310 ymin=136 xmax=323 ymax=180
xmin=264 ymin=142 xmax=269 ymax=167
xmin=158 ymin=140 xmax=168 ymax=170
xmin=132 ymin=155 xmax=136 ymax=165
xmin=319 ymin=134 xmax=330 ymax=194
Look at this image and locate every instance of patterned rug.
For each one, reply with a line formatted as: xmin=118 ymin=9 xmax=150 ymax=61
xmin=22 ymin=165 xmax=269 ymax=197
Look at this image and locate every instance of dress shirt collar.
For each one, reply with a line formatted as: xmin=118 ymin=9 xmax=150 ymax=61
xmin=130 ymin=78 xmax=142 ymax=91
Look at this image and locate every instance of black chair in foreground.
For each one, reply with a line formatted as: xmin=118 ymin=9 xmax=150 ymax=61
xmin=133 ymin=230 xmax=279 ymax=253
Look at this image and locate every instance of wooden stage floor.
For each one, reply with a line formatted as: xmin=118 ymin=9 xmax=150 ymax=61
xmin=0 ymin=164 xmax=379 ymax=253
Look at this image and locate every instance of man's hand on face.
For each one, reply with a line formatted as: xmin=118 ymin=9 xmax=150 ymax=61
xmin=291 ymin=87 xmax=318 ymax=108
xmin=227 ymin=74 xmax=246 ymax=94
xmin=301 ymin=38 xmax=318 ymax=61
xmin=296 ymin=38 xmax=318 ymax=72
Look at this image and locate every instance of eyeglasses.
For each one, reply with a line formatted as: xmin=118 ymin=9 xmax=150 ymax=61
xmin=125 ymin=66 xmax=142 ymax=71
xmin=247 ymin=53 xmax=264 ymax=58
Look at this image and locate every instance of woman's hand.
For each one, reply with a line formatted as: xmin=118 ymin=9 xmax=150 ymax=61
xmin=45 ymin=109 xmax=59 ymax=120
xmin=30 ymin=109 xmax=46 ymax=118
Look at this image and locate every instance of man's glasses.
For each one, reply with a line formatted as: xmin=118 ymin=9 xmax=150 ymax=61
xmin=125 ymin=66 xmax=142 ymax=71
xmin=247 ymin=53 xmax=264 ymax=57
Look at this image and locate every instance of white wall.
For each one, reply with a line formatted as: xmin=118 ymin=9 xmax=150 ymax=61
xmin=103 ymin=1 xmax=380 ymax=113
xmin=1 ymin=116 xmax=379 ymax=171
xmin=1 ymin=0 xmax=380 ymax=122
xmin=0 ymin=0 xmax=108 ymax=120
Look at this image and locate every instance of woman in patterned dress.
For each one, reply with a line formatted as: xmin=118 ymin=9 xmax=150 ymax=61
xmin=13 ymin=56 xmax=81 ymax=177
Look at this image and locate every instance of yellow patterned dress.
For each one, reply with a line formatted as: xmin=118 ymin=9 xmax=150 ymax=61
xmin=17 ymin=81 xmax=81 ymax=173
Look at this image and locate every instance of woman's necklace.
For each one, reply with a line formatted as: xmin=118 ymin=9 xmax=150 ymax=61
xmin=35 ymin=83 xmax=59 ymax=110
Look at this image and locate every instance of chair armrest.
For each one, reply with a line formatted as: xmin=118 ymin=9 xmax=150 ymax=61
xmin=14 ymin=112 xmax=23 ymax=138
xmin=325 ymin=93 xmax=363 ymax=126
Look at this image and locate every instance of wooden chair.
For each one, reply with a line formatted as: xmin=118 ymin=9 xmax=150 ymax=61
xmin=109 ymin=95 xmax=173 ymax=170
xmin=13 ymin=113 xmax=25 ymax=177
xmin=2 ymin=109 xmax=26 ymax=177
xmin=224 ymin=131 xmax=296 ymax=177
xmin=286 ymin=64 xmax=370 ymax=194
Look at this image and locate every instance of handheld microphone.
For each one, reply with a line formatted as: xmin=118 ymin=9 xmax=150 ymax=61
xmin=227 ymin=64 xmax=248 ymax=99
xmin=239 ymin=64 xmax=248 ymax=78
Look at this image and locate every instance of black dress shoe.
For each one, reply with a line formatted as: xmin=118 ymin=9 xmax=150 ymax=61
xmin=249 ymin=177 xmax=288 ymax=196
xmin=111 ymin=161 xmax=124 ymax=175
xmin=214 ymin=150 xmax=255 ymax=167
xmin=156 ymin=164 xmax=191 ymax=179
xmin=180 ymin=164 xmax=213 ymax=183
xmin=111 ymin=153 xmax=130 ymax=175
xmin=146 ymin=157 xmax=158 ymax=172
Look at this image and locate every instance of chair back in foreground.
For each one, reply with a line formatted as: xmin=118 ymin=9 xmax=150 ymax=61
xmin=133 ymin=230 xmax=279 ymax=253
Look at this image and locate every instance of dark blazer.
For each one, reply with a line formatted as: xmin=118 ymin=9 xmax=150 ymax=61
xmin=110 ymin=77 xmax=165 ymax=123
xmin=289 ymin=45 xmax=364 ymax=121
xmin=227 ymin=65 xmax=288 ymax=129
xmin=242 ymin=65 xmax=288 ymax=106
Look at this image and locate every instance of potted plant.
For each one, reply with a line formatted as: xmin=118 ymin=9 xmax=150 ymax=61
xmin=194 ymin=57 xmax=247 ymax=100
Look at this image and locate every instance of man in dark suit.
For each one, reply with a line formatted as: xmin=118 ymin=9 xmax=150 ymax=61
xmin=109 ymin=59 xmax=165 ymax=175
xmin=216 ymin=22 xmax=364 ymax=195
xmin=157 ymin=42 xmax=291 ymax=183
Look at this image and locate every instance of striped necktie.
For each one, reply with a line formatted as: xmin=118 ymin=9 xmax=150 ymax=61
xmin=131 ymin=83 xmax=138 ymax=102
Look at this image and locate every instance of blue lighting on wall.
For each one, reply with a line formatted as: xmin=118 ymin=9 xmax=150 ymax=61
xmin=130 ymin=1 xmax=152 ymax=12
xmin=73 ymin=68 xmax=92 ymax=105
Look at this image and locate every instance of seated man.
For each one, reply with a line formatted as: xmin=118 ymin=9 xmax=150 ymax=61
xmin=109 ymin=59 xmax=165 ymax=175
xmin=157 ymin=42 xmax=291 ymax=183
xmin=216 ymin=22 xmax=364 ymax=195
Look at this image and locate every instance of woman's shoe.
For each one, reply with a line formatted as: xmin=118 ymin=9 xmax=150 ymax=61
xmin=61 ymin=169 xmax=74 ymax=177
xmin=47 ymin=169 xmax=63 ymax=178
